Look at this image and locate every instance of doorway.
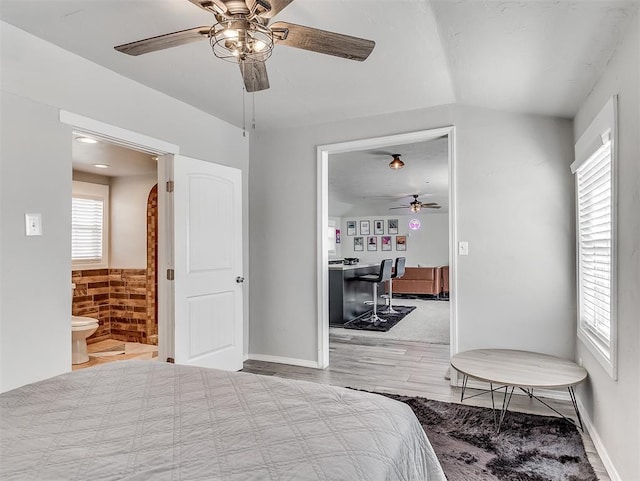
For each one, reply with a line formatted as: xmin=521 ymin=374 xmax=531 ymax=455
xmin=71 ymin=135 xmax=163 ymax=367
xmin=61 ymin=110 xmax=179 ymax=365
xmin=61 ymin=110 xmax=246 ymax=372
xmin=316 ymin=127 xmax=458 ymax=370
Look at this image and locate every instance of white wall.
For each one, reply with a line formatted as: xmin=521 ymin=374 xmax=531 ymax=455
xmin=249 ymin=104 xmax=575 ymax=363
xmin=0 ymin=23 xmax=249 ymax=391
xmin=339 ymin=213 xmax=449 ymax=267
xmin=110 ymin=174 xmax=157 ymax=269
xmin=573 ymin=10 xmax=639 ymax=480
xmin=72 ymin=171 xmax=110 ymax=186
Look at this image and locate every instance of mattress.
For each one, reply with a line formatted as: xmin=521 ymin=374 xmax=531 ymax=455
xmin=1 ymin=360 xmax=446 ymax=481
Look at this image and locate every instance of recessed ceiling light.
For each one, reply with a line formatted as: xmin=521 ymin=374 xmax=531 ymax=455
xmin=75 ymin=136 xmax=98 ymax=144
xmin=93 ymin=164 xmax=110 ymax=169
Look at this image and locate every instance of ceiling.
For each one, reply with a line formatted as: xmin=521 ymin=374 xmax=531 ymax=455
xmin=72 ymin=134 xmax=157 ymax=177
xmin=329 ymin=137 xmax=449 ymax=217
xmin=3 ymin=0 xmax=636 ymax=214
xmin=1 ymin=0 xmax=637 ymax=132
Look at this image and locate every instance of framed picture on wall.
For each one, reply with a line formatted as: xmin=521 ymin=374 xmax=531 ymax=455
xmin=374 ymin=219 xmax=384 ymax=235
xmin=388 ymin=219 xmax=399 ymax=234
xmin=347 ymin=221 xmax=356 ymax=236
xmin=354 ymin=236 xmax=364 ymax=251
xmin=396 ymin=235 xmax=407 ymax=251
xmin=381 ymin=236 xmax=392 ymax=251
xmin=367 ymin=236 xmax=377 ymax=251
xmin=360 ymin=220 xmax=370 ymax=235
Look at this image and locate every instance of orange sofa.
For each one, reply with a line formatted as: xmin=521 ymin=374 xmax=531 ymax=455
xmin=389 ymin=266 xmax=441 ymax=296
xmin=439 ymin=265 xmax=449 ymax=298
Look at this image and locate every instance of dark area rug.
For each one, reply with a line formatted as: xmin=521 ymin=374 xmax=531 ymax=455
xmin=377 ymin=393 xmax=597 ymax=481
xmin=342 ymin=305 xmax=416 ymax=332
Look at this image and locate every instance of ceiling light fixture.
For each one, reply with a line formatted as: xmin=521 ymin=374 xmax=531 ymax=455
xmin=75 ymin=136 xmax=98 ymax=144
xmin=210 ymin=19 xmax=274 ymax=63
xmin=93 ymin=164 xmax=110 ymax=169
xmin=410 ymin=203 xmax=421 ymax=213
xmin=389 ymin=154 xmax=405 ymax=170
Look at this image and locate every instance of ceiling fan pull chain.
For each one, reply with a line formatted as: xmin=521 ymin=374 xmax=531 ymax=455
xmin=242 ymin=86 xmax=247 ymax=137
xmin=252 ymin=93 xmax=256 ymax=130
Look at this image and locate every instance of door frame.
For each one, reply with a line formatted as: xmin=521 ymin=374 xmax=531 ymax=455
xmin=59 ymin=110 xmax=179 ymax=363
xmin=316 ymin=127 xmax=458 ymax=371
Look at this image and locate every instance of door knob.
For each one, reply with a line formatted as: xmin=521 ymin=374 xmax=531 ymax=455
xmin=236 ymin=276 xmax=245 ymax=283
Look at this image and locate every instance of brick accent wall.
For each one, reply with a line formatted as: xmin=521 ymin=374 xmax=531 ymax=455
xmin=71 ymin=269 xmax=111 ymax=343
xmin=146 ymin=185 xmax=158 ymax=345
xmin=72 ymin=268 xmax=154 ymax=344
xmin=109 ymin=269 xmax=148 ymax=343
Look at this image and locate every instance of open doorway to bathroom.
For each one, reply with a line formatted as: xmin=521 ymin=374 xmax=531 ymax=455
xmin=71 ymin=135 xmax=160 ymax=369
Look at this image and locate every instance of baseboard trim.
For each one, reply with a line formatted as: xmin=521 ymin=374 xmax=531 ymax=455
xmin=247 ymin=353 xmax=321 ymax=369
xmin=576 ymin=397 xmax=621 ymax=481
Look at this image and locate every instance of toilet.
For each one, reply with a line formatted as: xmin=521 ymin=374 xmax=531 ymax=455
xmin=71 ymin=316 xmax=99 ymax=364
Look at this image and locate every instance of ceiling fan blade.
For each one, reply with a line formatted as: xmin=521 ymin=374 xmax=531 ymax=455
xmin=186 ymin=0 xmax=227 ymax=14
xmin=271 ymin=22 xmax=375 ymax=61
xmin=258 ymin=0 xmax=295 ymax=18
xmin=239 ymin=60 xmax=270 ymax=92
xmin=114 ymin=27 xmax=211 ymax=56
xmin=389 ymin=206 xmax=410 ymax=210
xmin=420 ymin=202 xmax=439 ymax=206
xmin=425 ymin=205 xmax=442 ymax=209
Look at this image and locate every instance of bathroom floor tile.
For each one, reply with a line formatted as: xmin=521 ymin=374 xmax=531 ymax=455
xmin=73 ymin=340 xmax=159 ymax=371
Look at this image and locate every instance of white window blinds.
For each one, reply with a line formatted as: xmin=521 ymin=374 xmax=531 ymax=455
xmin=72 ymin=196 xmax=104 ymax=262
xmin=572 ymin=95 xmax=617 ymax=379
xmin=575 ymin=141 xmax=612 ymax=345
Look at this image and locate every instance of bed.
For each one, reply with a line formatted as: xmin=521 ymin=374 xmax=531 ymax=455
xmin=1 ymin=360 xmax=446 ymax=481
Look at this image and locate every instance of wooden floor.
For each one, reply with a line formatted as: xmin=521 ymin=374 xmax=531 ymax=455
xmin=243 ymin=333 xmax=610 ymax=481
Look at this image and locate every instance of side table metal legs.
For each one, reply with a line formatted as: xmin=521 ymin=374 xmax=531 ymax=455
xmin=459 ymin=375 xmax=584 ymax=433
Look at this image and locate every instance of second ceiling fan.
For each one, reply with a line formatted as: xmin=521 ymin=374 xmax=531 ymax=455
xmin=390 ymin=194 xmax=441 ymax=213
xmin=114 ymin=0 xmax=376 ymax=93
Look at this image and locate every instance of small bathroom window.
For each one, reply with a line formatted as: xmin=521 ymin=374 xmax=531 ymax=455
xmin=72 ymin=181 xmax=109 ymax=269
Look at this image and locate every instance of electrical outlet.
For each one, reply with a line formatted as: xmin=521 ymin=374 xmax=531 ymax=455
xmin=458 ymin=241 xmax=469 ymax=256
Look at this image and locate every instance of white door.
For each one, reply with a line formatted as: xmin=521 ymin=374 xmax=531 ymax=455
xmin=173 ymin=154 xmax=243 ymax=371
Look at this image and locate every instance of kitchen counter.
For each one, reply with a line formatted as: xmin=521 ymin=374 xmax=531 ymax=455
xmin=328 ymin=263 xmax=383 ymax=325
xmin=328 ymin=263 xmax=378 ymax=271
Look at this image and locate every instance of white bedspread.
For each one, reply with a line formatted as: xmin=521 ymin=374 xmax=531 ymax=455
xmin=1 ymin=360 xmax=446 ymax=481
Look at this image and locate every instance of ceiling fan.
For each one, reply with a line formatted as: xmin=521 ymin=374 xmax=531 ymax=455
xmin=389 ymin=194 xmax=441 ymax=213
xmin=114 ymin=0 xmax=376 ymax=93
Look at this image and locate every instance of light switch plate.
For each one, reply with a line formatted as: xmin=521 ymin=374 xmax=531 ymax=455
xmin=458 ymin=241 xmax=469 ymax=256
xmin=25 ymin=213 xmax=42 ymax=236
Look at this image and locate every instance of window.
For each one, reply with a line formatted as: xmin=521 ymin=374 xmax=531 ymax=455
xmin=72 ymin=181 xmax=109 ymax=269
xmin=571 ymin=96 xmax=617 ymax=379
xmin=327 ymin=219 xmax=337 ymax=256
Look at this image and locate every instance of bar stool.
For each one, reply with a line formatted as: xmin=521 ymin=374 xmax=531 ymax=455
xmin=383 ymin=257 xmax=406 ymax=314
xmin=355 ymin=258 xmax=393 ymax=323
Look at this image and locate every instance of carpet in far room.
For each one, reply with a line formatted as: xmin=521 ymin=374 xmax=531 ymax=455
xmin=330 ymin=298 xmax=450 ymax=344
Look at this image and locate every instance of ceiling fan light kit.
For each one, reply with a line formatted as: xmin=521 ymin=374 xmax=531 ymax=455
xmin=210 ymin=18 xmax=274 ymax=62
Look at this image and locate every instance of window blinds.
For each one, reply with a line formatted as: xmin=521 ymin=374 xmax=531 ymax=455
xmin=72 ymin=197 xmax=104 ymax=261
xmin=576 ymin=142 xmax=612 ymax=345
